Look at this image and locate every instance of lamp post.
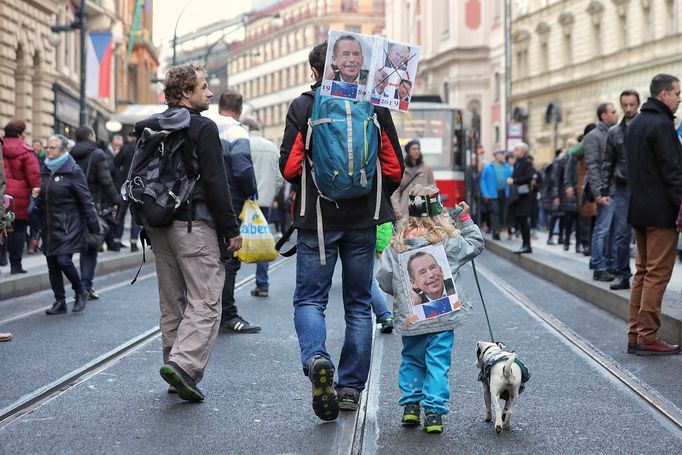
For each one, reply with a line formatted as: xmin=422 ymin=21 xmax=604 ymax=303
xmin=51 ymin=0 xmax=87 ymax=126
xmin=171 ymin=0 xmax=195 ymax=66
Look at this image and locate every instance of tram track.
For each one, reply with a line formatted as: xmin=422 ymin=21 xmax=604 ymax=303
xmin=0 ymin=257 xmax=293 ymax=428
xmin=475 ymin=263 xmax=682 ymax=433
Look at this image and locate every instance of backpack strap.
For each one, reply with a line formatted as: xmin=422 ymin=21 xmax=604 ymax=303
xmin=371 ymin=113 xmax=382 ymax=220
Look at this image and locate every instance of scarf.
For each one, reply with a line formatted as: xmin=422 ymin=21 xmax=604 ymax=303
xmin=45 ymin=153 xmax=69 ymax=174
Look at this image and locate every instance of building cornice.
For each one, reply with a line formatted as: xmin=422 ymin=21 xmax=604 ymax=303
xmin=418 ymin=46 xmax=490 ymax=73
xmin=510 ymin=47 xmax=681 ymax=101
xmin=25 ymin=0 xmax=59 ymax=14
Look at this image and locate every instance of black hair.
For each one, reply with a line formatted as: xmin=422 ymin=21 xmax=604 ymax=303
xmin=75 ymin=126 xmax=94 ymax=142
xmin=650 ymin=74 xmax=680 ymax=97
xmin=308 ymin=41 xmax=327 ymax=77
xmin=596 ymin=103 xmax=613 ymax=122
xmin=620 ymin=89 xmax=640 ymax=105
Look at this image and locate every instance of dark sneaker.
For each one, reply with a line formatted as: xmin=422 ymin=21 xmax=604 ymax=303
xmin=635 ymin=339 xmax=680 ymax=356
xmin=130 ymin=244 xmax=139 ymax=252
xmin=379 ymin=316 xmax=394 ymax=334
xmin=423 ymin=413 xmax=443 ymax=434
xmin=593 ymin=270 xmax=615 ymax=282
xmin=627 ymin=343 xmax=636 ymax=354
xmin=220 ymin=316 xmax=261 ymax=333
xmin=250 ymin=287 xmax=269 ymax=297
xmin=308 ymin=356 xmax=339 ymax=421
xmin=88 ymin=289 xmax=100 ymax=300
xmin=402 ymin=403 xmax=420 ymax=426
xmin=159 ymin=361 xmax=205 ymax=402
xmin=492 ymin=233 xmax=501 ymax=240
xmin=337 ymin=387 xmax=360 ymax=411
xmin=45 ymin=300 xmax=67 ymax=315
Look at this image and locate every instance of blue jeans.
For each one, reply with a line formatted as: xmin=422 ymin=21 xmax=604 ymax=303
xmin=612 ymin=185 xmax=632 ymax=279
xmin=47 ymin=254 xmax=83 ymax=301
xmin=80 ymin=247 xmax=98 ymax=291
xmin=294 ymin=227 xmax=375 ymax=391
xmin=371 ymin=276 xmax=391 ymax=321
xmin=255 ymin=207 xmax=271 ymax=290
xmin=398 ymin=330 xmax=454 ymax=415
xmin=591 ymin=199 xmax=616 ymax=272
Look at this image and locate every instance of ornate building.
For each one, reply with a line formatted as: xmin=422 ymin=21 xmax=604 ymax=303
xmin=385 ymin=0 xmax=507 ymax=157
xmin=0 ymin=0 xmax=158 ymax=142
xmin=511 ymin=0 xmax=682 ymax=164
xmin=227 ymin=0 xmax=386 ymax=145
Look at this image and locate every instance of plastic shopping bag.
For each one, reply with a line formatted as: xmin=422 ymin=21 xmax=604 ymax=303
xmin=234 ymin=199 xmax=279 ymax=263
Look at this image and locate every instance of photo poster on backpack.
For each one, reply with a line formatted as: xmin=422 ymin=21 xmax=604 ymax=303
xmin=398 ymin=243 xmax=463 ymax=324
xmin=321 ymin=30 xmax=420 ymax=112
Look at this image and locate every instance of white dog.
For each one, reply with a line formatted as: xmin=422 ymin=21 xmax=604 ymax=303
xmin=475 ymin=341 xmax=530 ymax=434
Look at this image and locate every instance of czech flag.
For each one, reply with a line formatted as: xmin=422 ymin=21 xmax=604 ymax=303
xmin=86 ymin=32 xmax=112 ymax=99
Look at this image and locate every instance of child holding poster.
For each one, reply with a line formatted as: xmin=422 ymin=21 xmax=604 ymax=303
xmin=376 ymin=185 xmax=484 ymax=433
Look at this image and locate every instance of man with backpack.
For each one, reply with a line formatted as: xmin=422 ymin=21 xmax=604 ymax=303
xmin=70 ymin=126 xmax=121 ymax=300
xmin=215 ymin=90 xmax=261 ymax=334
xmin=133 ymin=64 xmax=242 ymax=401
xmin=279 ymin=41 xmax=404 ymax=421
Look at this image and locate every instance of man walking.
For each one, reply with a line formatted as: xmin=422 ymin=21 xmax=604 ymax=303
xmin=280 ymin=41 xmax=404 ymax=421
xmin=480 ymin=150 xmax=512 ymax=240
xmin=583 ymin=103 xmax=619 ymax=281
xmin=135 ymin=63 xmax=242 ymax=401
xmin=240 ymin=115 xmax=283 ymax=298
xmin=113 ymin=131 xmax=141 ymax=251
xmin=601 ymin=90 xmax=640 ymax=290
xmin=215 ymin=90 xmax=261 ymax=334
xmin=626 ymin=74 xmax=682 ymax=355
xmin=70 ymin=126 xmax=120 ymax=300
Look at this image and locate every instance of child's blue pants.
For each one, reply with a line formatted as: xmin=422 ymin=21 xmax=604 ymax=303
xmin=398 ymin=330 xmax=454 ymax=415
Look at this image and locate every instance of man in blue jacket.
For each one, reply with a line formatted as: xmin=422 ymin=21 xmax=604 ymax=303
xmin=480 ymin=150 xmax=512 ymax=240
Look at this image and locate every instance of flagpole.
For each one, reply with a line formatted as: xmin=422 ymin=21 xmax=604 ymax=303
xmin=79 ymin=0 xmax=87 ymax=127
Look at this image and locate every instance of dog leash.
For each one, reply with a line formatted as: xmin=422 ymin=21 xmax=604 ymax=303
xmin=471 ymin=258 xmax=496 ymax=343
xmin=450 ymin=205 xmax=496 ymax=343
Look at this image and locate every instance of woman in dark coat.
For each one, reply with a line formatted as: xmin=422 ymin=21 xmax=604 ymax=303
xmin=39 ymin=135 xmax=99 ymax=314
xmin=507 ymin=142 xmax=535 ymax=253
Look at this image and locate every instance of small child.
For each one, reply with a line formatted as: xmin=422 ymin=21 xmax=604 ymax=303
xmin=377 ymin=185 xmax=484 ymax=433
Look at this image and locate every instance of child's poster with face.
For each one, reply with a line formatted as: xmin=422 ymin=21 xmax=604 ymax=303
xmin=398 ymin=243 xmax=462 ymax=324
xmin=321 ymin=31 xmax=373 ymax=101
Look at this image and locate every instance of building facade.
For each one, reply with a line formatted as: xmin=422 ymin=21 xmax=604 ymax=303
xmin=511 ymin=0 xmax=682 ymax=164
xmin=227 ymin=0 xmax=386 ymax=145
xmin=0 ymin=0 xmax=158 ymax=142
xmin=385 ymin=0 xmax=507 ymax=158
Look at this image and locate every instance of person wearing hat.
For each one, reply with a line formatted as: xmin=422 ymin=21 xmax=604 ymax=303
xmin=391 ymin=139 xmax=435 ymax=219
xmin=480 ymin=150 xmax=512 ymax=240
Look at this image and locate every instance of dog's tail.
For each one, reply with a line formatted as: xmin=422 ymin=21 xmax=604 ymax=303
xmin=503 ymin=353 xmax=517 ymax=379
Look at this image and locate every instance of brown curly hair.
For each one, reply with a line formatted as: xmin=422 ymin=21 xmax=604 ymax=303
xmin=163 ymin=64 xmax=206 ymax=106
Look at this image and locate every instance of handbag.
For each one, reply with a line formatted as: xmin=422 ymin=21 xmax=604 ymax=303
xmin=234 ymin=199 xmax=279 ymax=263
xmin=517 ymin=183 xmax=530 ymax=195
xmin=84 ymin=156 xmax=111 ymax=250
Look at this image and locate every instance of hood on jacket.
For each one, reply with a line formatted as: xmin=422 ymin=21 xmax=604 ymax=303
xmin=640 ymin=97 xmax=676 ymax=120
xmin=70 ymin=140 xmax=100 ymax=160
xmin=135 ymin=106 xmax=191 ymax=134
xmin=1 ymin=137 xmax=33 ymax=159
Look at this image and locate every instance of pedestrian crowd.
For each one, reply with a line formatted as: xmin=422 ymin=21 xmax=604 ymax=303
xmin=2 ymin=38 xmax=680 ymax=436
xmin=478 ymin=74 xmax=682 ymax=356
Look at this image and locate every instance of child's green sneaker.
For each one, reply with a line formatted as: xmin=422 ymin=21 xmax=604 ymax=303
xmin=401 ymin=403 xmax=420 ymax=425
xmin=423 ymin=413 xmax=443 ymax=434
xmin=380 ymin=316 xmax=394 ymax=334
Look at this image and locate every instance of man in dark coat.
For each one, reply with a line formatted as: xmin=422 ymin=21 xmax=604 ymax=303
xmin=113 ymin=131 xmax=140 ymax=251
xmin=507 ymin=142 xmax=535 ymax=254
xmin=70 ymin=126 xmax=121 ymax=300
xmin=626 ymin=74 xmax=682 ymax=356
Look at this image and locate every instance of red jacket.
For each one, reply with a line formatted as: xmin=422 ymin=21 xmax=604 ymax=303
xmin=2 ymin=137 xmax=41 ymax=220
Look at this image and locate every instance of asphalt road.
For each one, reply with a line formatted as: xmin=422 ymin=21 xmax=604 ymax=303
xmin=1 ymin=250 xmax=681 ymax=454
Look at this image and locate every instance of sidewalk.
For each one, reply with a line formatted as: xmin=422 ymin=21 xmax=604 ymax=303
xmin=485 ymin=231 xmax=682 ymax=344
xmin=0 ymin=245 xmax=152 ymax=300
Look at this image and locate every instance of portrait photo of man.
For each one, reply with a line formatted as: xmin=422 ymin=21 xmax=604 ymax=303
xmin=325 ymin=34 xmax=369 ymax=85
xmin=370 ymin=69 xmax=390 ymax=104
xmin=384 ymin=43 xmax=411 ymax=71
xmin=406 ymin=251 xmax=455 ymax=305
